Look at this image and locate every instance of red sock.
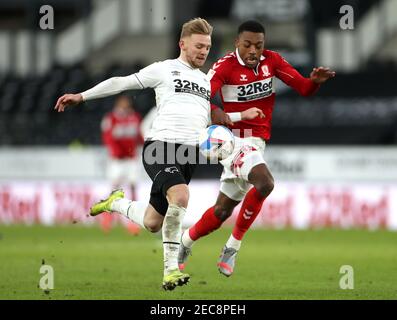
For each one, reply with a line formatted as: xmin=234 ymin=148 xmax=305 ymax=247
xmin=189 ymin=206 xmax=223 ymax=241
xmin=232 ymin=188 xmax=266 ymax=240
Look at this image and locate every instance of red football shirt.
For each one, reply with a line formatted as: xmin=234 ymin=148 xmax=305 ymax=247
xmin=209 ymin=49 xmax=320 ymax=140
xmin=101 ymin=111 xmax=144 ymax=159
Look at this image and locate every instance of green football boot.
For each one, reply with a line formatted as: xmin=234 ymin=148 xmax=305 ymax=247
xmin=162 ymin=269 xmax=190 ymax=291
xmin=90 ymin=189 xmax=125 ymax=216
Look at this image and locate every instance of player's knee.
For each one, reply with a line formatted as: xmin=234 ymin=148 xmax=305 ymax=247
xmin=169 ymin=194 xmax=189 ymax=208
xmin=213 ymin=204 xmax=233 ymax=222
xmin=167 ymin=185 xmax=189 ymax=208
xmin=143 ymin=218 xmax=162 ymax=233
xmin=255 ymin=178 xmax=274 ymax=199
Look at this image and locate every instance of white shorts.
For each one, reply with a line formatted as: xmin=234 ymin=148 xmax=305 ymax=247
xmin=219 ymin=136 xmax=267 ymax=201
xmin=107 ymin=158 xmax=140 ymax=186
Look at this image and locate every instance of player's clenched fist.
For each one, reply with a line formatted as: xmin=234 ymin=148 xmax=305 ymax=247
xmin=211 ymin=107 xmax=234 ymax=127
xmin=241 ymin=107 xmax=265 ymax=120
xmin=310 ymin=66 xmax=336 ymax=84
xmin=54 ymin=93 xmax=83 ymax=112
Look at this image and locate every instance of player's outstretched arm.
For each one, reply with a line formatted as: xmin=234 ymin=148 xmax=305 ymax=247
xmin=54 ymin=74 xmax=141 ymax=112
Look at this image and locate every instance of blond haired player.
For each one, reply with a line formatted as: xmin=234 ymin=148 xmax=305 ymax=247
xmin=55 ymin=18 xmax=262 ymax=290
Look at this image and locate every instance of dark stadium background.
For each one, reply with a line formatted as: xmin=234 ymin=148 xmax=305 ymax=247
xmin=1 ymin=2 xmax=396 ymax=142
xmin=1 ymin=0 xmax=397 ymax=301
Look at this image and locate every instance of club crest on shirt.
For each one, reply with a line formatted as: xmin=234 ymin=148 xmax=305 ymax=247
xmin=261 ymin=65 xmax=270 ymax=77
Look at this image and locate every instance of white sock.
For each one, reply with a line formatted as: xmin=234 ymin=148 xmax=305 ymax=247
xmin=226 ymin=234 xmax=241 ymax=251
xmin=111 ymin=198 xmax=146 ymax=230
xmin=181 ymin=229 xmax=195 ymax=248
xmin=162 ymin=204 xmax=186 ymax=276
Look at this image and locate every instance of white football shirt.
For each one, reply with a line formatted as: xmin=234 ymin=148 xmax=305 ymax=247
xmin=135 ymin=58 xmax=211 ymax=145
xmin=81 ymin=58 xmax=211 ymax=146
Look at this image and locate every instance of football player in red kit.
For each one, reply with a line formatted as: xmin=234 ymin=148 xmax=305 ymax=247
xmin=100 ymin=95 xmax=144 ymax=234
xmin=179 ymin=20 xmax=335 ymax=276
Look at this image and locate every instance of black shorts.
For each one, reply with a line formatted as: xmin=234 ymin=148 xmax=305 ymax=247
xmin=142 ymin=140 xmax=199 ymax=216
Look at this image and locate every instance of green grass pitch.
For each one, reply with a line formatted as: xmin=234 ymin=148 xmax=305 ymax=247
xmin=0 ymin=225 xmax=396 ymax=300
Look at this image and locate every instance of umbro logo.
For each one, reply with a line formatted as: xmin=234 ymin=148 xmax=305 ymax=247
xmin=171 ymin=71 xmax=180 ymax=76
xmin=240 ymin=74 xmax=248 ymax=81
xmin=243 ymin=209 xmax=253 ymax=220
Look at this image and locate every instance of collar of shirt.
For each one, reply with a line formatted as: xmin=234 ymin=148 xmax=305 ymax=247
xmin=235 ymin=48 xmax=265 ymax=66
xmin=235 ymin=48 xmax=266 ymax=76
xmin=177 ymin=58 xmax=195 ymax=70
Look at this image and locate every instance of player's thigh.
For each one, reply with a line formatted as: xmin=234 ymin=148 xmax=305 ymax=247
xmin=219 ymin=151 xmax=253 ymax=206
xmin=166 ymin=184 xmax=189 ymax=208
xmin=233 ymin=147 xmax=267 ymax=181
xmin=165 ymin=161 xmax=196 ymax=207
xmin=148 ymin=191 xmax=169 ymax=217
xmin=142 ymin=141 xmax=189 ymax=191
xmin=220 ymin=179 xmax=250 ymax=202
xmin=149 ymin=170 xmax=188 ymax=210
xmin=143 ymin=141 xmax=199 ymax=216
xmin=142 ymin=141 xmax=184 ymax=209
xmin=218 ymin=145 xmax=267 ymax=210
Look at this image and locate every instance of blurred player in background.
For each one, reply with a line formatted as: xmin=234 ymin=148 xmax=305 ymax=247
xmin=179 ymin=20 xmax=336 ymax=277
xmin=100 ymin=94 xmax=144 ymax=235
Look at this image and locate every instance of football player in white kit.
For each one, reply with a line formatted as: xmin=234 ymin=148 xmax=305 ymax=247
xmin=54 ymin=18 xmax=263 ymax=291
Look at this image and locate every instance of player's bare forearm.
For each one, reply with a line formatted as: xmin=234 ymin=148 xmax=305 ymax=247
xmin=54 ymin=93 xmax=83 ymax=112
xmin=241 ymin=107 xmax=265 ymax=120
xmin=211 ymin=107 xmax=234 ymax=127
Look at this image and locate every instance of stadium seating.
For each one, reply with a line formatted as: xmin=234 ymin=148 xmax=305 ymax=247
xmin=0 ymin=63 xmax=156 ymax=145
xmin=1 ymin=63 xmax=397 ymax=146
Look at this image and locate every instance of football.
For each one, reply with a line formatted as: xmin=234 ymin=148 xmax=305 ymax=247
xmin=198 ymin=125 xmax=235 ymax=160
